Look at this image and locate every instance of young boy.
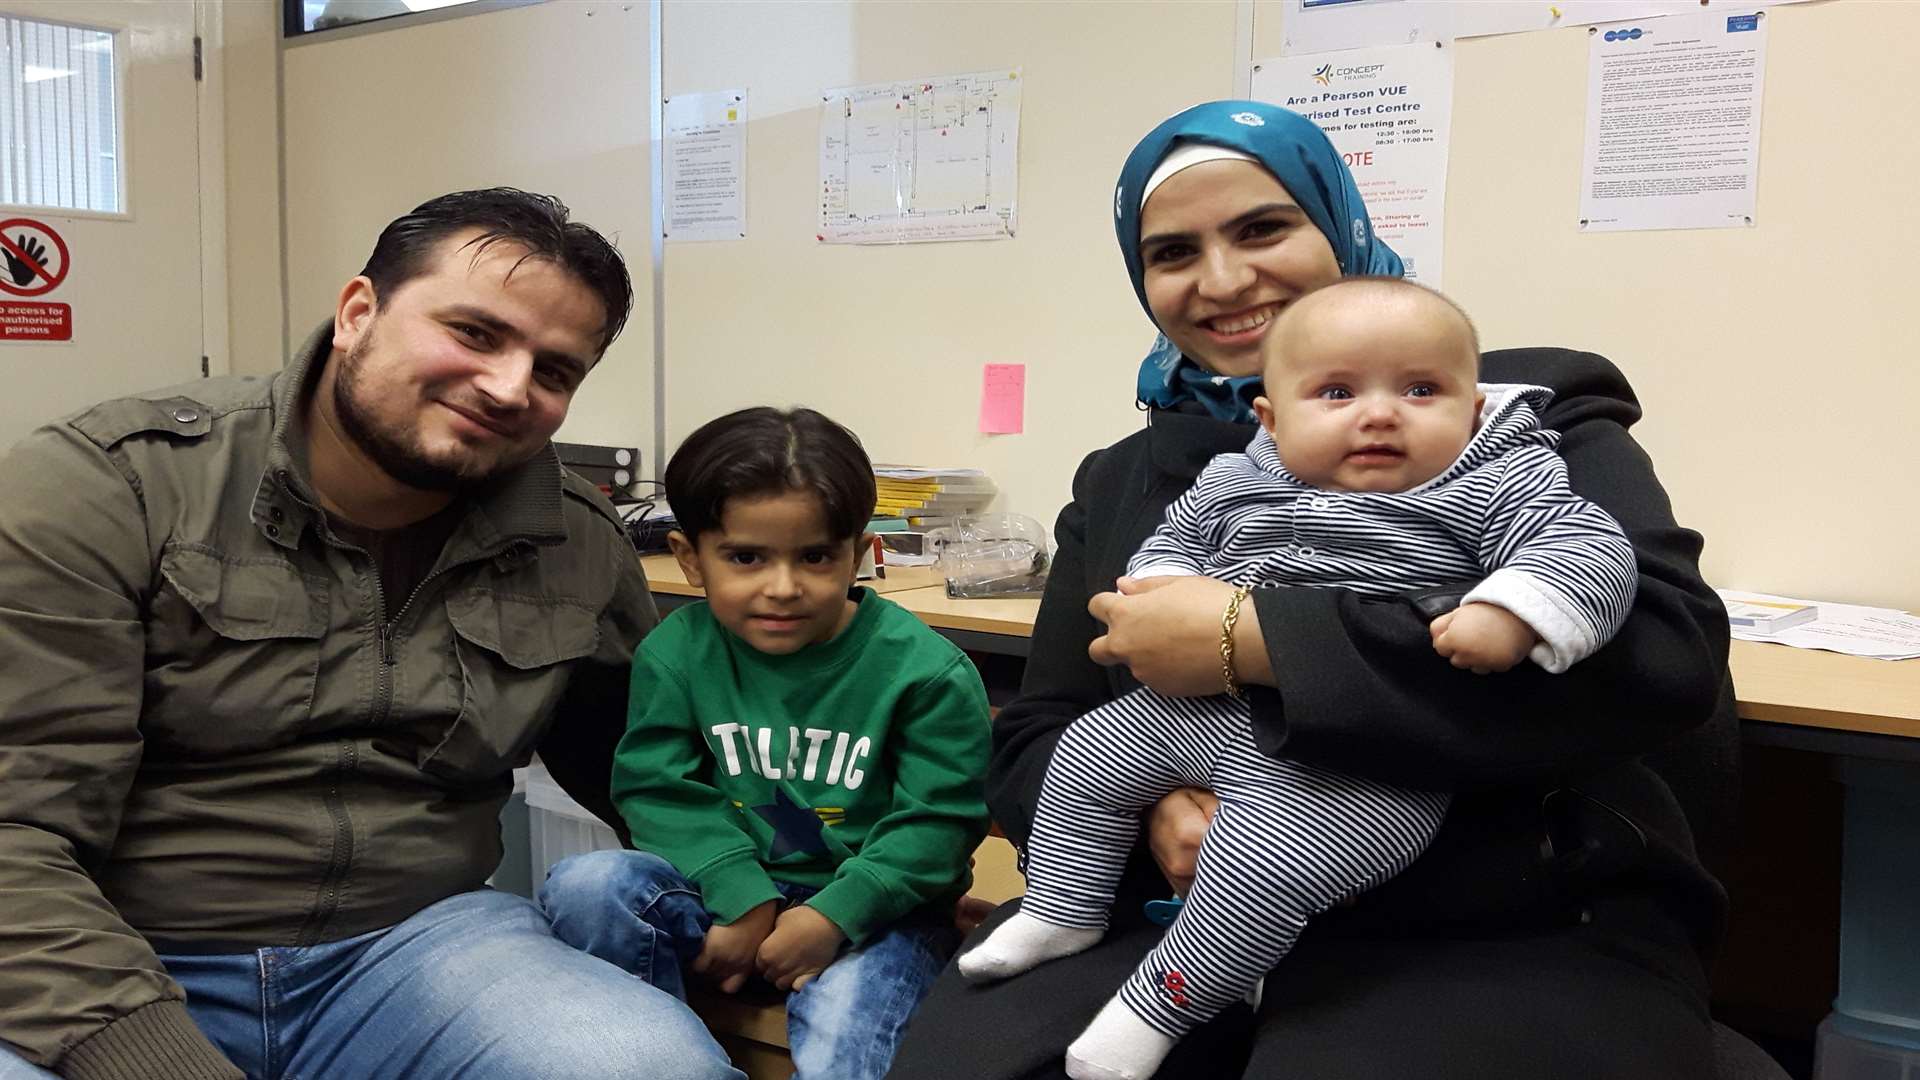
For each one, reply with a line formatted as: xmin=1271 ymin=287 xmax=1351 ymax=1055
xmin=541 ymin=407 xmax=990 ymax=1080
xmin=959 ymin=278 xmax=1640 ymax=1080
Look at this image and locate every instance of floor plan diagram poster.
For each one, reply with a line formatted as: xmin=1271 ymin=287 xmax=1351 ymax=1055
xmin=818 ymin=70 xmax=1021 ymax=244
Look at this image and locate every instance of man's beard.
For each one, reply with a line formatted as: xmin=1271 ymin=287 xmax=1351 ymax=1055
xmin=333 ymin=333 xmax=501 ymax=494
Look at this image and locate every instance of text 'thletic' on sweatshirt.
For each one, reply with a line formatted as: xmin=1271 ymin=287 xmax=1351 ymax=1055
xmin=611 ymin=588 xmax=991 ymax=945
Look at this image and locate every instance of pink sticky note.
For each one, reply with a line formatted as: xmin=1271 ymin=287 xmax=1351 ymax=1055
xmin=979 ymin=363 xmax=1025 ymax=434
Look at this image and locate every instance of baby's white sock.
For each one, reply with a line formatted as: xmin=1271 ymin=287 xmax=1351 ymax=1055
xmin=956 ymin=911 xmax=1103 ymax=982
xmin=1064 ymin=996 xmax=1177 ymax=1080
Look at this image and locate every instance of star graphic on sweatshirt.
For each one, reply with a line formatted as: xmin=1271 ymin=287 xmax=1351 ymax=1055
xmin=751 ymin=788 xmax=830 ymax=860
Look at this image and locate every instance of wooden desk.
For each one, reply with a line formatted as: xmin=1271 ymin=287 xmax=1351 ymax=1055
xmin=1730 ymin=640 xmax=1920 ymax=760
xmin=641 ymin=554 xmax=1040 ymax=656
xmin=642 ymin=555 xmax=1920 ymax=744
xmin=640 ymin=553 xmax=1920 ymax=1060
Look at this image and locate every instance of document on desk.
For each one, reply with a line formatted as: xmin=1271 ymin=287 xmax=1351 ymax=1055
xmin=1717 ymin=589 xmax=1920 ymax=661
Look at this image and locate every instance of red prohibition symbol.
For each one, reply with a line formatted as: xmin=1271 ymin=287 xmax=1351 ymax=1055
xmin=0 ymin=218 xmax=72 ymax=297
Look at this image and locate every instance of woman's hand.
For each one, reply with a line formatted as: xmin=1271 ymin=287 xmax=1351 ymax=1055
xmin=1088 ymin=576 xmax=1273 ymax=696
xmin=1146 ymin=787 xmax=1219 ymax=895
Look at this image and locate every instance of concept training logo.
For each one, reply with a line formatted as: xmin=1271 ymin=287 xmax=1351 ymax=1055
xmin=1312 ymin=63 xmax=1334 ymax=86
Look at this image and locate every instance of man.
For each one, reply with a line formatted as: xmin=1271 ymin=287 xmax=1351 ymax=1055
xmin=0 ymin=190 xmax=742 ymax=1080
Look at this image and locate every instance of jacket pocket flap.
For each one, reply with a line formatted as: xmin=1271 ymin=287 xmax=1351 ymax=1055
xmin=159 ymin=545 xmax=326 ymax=641
xmin=446 ymin=588 xmax=600 ymax=669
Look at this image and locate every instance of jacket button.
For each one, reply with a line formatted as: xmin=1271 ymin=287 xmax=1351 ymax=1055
xmin=172 ymin=407 xmax=200 ymax=424
xmin=265 ymin=524 xmax=280 ymax=540
xmin=269 ymin=506 xmax=285 ymax=523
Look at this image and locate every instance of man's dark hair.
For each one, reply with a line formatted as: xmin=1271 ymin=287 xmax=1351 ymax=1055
xmin=664 ymin=407 xmax=877 ymax=546
xmin=360 ymin=188 xmax=633 ymax=354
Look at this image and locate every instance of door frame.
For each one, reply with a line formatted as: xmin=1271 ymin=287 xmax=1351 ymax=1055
xmin=195 ymin=0 xmax=227 ymax=376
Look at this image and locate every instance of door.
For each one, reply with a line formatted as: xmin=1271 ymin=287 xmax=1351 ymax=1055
xmin=0 ymin=0 xmax=202 ymax=451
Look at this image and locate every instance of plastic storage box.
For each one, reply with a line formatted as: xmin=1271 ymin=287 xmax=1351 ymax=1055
xmin=523 ymin=761 xmax=621 ymax=883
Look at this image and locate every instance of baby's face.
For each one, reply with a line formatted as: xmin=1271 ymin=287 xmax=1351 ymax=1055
xmin=1255 ymin=299 xmax=1482 ymax=493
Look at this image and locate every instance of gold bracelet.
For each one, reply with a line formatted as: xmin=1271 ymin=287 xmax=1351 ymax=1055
xmin=1220 ymin=584 xmax=1253 ymax=699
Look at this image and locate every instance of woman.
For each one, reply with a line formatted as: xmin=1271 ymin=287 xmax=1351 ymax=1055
xmin=887 ymin=101 xmax=1732 ymax=1079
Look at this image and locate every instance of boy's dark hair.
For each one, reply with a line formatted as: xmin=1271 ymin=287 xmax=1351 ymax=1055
xmin=665 ymin=407 xmax=877 ymax=546
xmin=359 ymin=188 xmax=634 ymax=355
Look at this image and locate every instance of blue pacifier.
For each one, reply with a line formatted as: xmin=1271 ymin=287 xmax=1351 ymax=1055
xmin=1143 ymin=895 xmax=1184 ymax=927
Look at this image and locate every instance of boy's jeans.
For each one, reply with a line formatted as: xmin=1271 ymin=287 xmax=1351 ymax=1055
xmin=541 ymin=849 xmax=960 ymax=1080
xmin=0 ymin=889 xmax=741 ymax=1080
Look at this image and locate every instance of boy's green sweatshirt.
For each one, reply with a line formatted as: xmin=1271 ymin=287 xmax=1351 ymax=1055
xmin=611 ymin=588 xmax=990 ymax=945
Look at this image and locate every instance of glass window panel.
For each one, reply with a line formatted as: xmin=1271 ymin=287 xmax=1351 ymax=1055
xmin=287 ymin=0 xmax=494 ymax=37
xmin=0 ymin=15 xmax=118 ymax=214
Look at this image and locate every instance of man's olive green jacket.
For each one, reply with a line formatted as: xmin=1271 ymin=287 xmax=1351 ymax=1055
xmin=0 ymin=327 xmax=655 ymax=1079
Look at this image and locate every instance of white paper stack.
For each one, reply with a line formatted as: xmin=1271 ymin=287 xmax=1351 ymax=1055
xmin=1716 ymin=589 xmax=1920 ymax=661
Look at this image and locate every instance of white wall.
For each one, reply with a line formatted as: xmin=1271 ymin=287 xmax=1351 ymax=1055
xmin=279 ymin=0 xmax=656 ymax=456
xmin=220 ymin=0 xmax=284 ymax=375
xmin=1252 ymin=0 xmax=1917 ymax=608
xmin=248 ymin=0 xmax=1920 ymax=609
xmin=662 ymin=0 xmax=1239 ymax=547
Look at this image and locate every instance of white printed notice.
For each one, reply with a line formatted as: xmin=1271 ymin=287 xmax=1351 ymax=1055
xmin=1579 ymin=10 xmax=1767 ymax=232
xmin=818 ymin=70 xmax=1021 ymax=245
xmin=1252 ymin=44 xmax=1454 ymax=286
xmin=666 ymin=89 xmax=747 ymax=242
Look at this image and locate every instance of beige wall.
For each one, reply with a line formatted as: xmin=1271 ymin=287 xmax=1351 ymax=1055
xmin=662 ymin=0 xmax=1240 ymax=545
xmin=1255 ymin=0 xmax=1917 ymax=608
xmin=247 ymin=0 xmax=1918 ymax=609
xmin=279 ymin=0 xmax=655 ymax=455
xmin=220 ymin=0 xmax=285 ymax=375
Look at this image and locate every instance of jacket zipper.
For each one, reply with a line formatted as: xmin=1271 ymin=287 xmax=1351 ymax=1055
xmin=369 ymin=542 xmax=527 ymax=722
xmin=276 ymin=479 xmax=531 ymax=941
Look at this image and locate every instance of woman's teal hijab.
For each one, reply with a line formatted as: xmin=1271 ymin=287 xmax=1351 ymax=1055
xmin=1117 ymin=100 xmax=1404 ymax=422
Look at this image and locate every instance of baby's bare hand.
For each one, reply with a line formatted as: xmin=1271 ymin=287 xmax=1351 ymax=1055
xmin=1430 ymin=603 xmax=1536 ymax=675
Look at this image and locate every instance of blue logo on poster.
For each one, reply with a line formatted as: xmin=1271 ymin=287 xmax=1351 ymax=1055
xmin=1604 ymin=28 xmax=1645 ymax=42
xmin=1728 ymin=14 xmax=1759 ymax=32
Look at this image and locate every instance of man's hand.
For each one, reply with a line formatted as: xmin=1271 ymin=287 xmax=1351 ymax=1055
xmin=1088 ymin=576 xmax=1271 ymax=696
xmin=692 ymin=899 xmax=777 ymax=994
xmin=1430 ymin=602 xmax=1537 ymax=675
xmin=756 ymin=905 xmax=844 ymax=992
xmin=1146 ymin=787 xmax=1218 ymax=896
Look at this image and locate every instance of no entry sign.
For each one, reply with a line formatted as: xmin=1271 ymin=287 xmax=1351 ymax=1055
xmin=0 ymin=218 xmax=71 ymax=298
xmin=1 ymin=301 xmax=71 ymax=341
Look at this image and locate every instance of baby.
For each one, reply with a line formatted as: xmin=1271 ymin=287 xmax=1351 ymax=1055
xmin=960 ymin=277 xmax=1639 ymax=1080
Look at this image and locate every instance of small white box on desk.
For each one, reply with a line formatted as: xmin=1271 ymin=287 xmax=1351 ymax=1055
xmin=1723 ymin=597 xmax=1819 ymax=635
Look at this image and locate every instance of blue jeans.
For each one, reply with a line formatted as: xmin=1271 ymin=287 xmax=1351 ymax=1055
xmin=541 ymin=849 xmax=959 ymax=1080
xmin=1 ymin=889 xmax=741 ymax=1080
